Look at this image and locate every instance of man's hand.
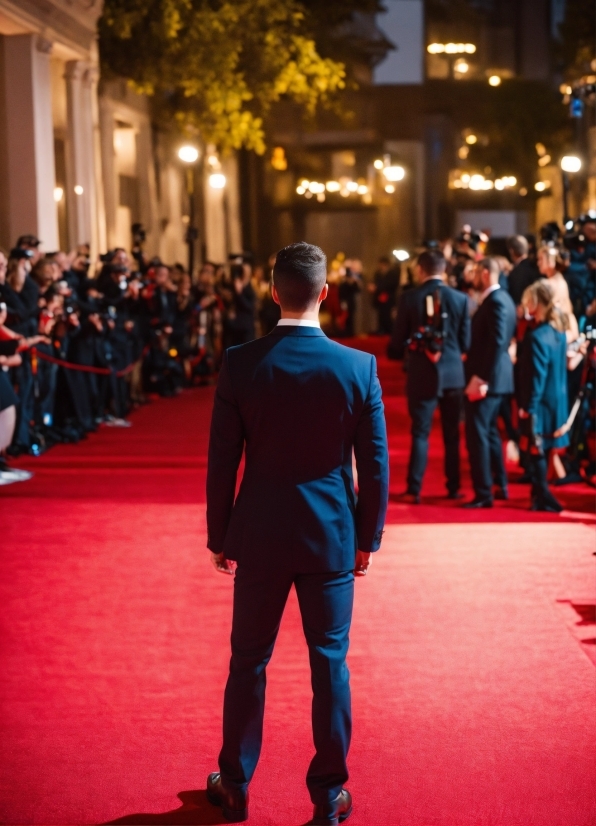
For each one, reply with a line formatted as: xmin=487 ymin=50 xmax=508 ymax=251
xmin=354 ymin=550 xmax=372 ymax=577
xmin=210 ymin=552 xmax=235 ymax=575
xmin=465 ymin=375 xmax=488 ymax=402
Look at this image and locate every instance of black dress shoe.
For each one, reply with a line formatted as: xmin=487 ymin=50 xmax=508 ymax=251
xmin=493 ymin=487 xmax=509 ymax=500
xmin=206 ymin=772 xmax=248 ymax=822
xmin=530 ymin=495 xmax=563 ymax=513
xmin=463 ymin=497 xmax=493 ymax=509
xmin=400 ymin=490 xmax=421 ymax=504
xmin=446 ymin=491 xmax=464 ymax=500
xmin=512 ymin=473 xmax=533 ymax=484
xmin=312 ymin=789 xmax=352 ymax=825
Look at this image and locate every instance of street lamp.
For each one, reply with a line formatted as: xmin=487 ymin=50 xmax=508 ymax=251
xmin=560 ymin=155 xmax=582 ymax=225
xmin=178 ymin=144 xmax=200 ymax=276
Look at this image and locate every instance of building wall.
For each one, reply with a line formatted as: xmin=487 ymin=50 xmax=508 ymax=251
xmin=0 ymin=1 xmax=242 ymax=271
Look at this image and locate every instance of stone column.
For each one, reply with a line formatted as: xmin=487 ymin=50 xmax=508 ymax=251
xmin=65 ymin=60 xmax=103 ymax=252
xmin=0 ymin=34 xmax=59 ymax=249
xmin=204 ymin=173 xmax=227 ymax=264
xmin=85 ymin=62 xmax=107 ymax=259
xmin=223 ymin=153 xmax=243 ymax=254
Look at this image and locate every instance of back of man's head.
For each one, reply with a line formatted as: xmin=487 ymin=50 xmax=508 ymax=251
xmin=479 ymin=256 xmax=500 ymax=283
xmin=418 ymin=250 xmax=446 ymax=278
xmin=507 ymin=235 xmax=529 ymax=259
xmin=273 ymin=242 xmax=327 ymax=311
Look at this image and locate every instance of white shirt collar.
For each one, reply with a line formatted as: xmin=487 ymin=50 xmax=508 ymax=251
xmin=277 ymin=318 xmax=321 ymax=328
xmin=480 ymin=283 xmax=500 ymax=303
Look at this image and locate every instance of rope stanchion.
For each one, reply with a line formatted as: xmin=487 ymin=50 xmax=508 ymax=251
xmin=31 ymin=346 xmax=149 ymax=378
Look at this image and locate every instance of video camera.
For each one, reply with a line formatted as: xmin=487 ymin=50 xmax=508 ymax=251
xmin=131 ymin=223 xmax=146 ymax=246
xmin=229 ymin=252 xmax=253 ymax=281
xmin=406 ymin=289 xmax=445 ymax=355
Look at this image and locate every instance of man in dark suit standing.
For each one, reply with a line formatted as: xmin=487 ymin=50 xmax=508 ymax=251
xmin=206 ymin=242 xmax=389 ymax=825
xmin=464 ymin=257 xmax=517 ymax=508
xmin=388 ymin=250 xmax=470 ymax=503
xmin=506 ymin=235 xmax=539 ymax=308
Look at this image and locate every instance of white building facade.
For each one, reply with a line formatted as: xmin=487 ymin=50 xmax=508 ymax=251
xmin=0 ymin=0 xmax=241 ymax=268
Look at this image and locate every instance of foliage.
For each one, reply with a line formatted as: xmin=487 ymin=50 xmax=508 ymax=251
xmin=99 ymin=0 xmax=381 ymax=154
xmin=556 ymin=0 xmax=596 ymax=81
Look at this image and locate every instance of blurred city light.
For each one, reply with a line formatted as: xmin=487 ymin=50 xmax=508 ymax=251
xmin=488 ymin=75 xmax=501 ymax=86
xmin=209 ymin=173 xmax=226 ymax=189
xmin=326 ymin=181 xmax=341 ymax=192
xmin=465 ymin=134 xmax=477 ymax=145
xmin=74 ymin=185 xmax=84 ymax=195
xmin=373 ymin=159 xmax=384 ymax=170
xmin=178 ymin=145 xmax=199 ymax=163
xmin=427 ymin=43 xmax=476 ymax=54
xmin=534 ymin=181 xmax=550 ymax=191
xmin=560 ymin=155 xmax=582 ymax=173
xmin=53 ymin=187 xmax=64 ymax=202
xmin=393 ymin=249 xmax=410 ymax=261
xmin=454 ymin=60 xmax=469 ymax=74
xmin=384 ymin=184 xmax=395 ymax=193
xmin=383 ymin=165 xmax=405 ymax=182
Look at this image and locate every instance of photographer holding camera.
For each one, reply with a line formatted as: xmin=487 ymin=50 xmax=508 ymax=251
xmin=225 ymin=255 xmax=256 ymax=347
xmin=388 ymin=250 xmax=470 ymax=503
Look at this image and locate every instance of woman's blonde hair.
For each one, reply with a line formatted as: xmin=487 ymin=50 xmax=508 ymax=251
xmin=522 ymin=277 xmax=568 ymax=332
xmin=537 ymin=244 xmax=565 ymax=272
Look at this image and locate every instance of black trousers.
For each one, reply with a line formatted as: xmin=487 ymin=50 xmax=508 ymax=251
xmin=407 ymin=388 xmax=463 ymax=495
xmin=219 ymin=565 xmax=354 ymax=806
xmin=464 ymin=394 xmax=507 ymax=501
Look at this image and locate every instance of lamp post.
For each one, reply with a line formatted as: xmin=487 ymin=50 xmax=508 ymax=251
xmin=560 ymin=155 xmax=582 ymax=226
xmin=178 ymin=145 xmax=200 ymax=276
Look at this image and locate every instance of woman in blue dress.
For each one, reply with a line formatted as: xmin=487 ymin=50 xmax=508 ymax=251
xmin=519 ymin=279 xmax=570 ymax=512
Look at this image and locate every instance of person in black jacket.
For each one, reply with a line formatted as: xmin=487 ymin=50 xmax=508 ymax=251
xmin=506 ymin=236 xmax=540 ymax=308
xmin=1 ymin=249 xmax=39 ymax=453
xmin=369 ymin=256 xmax=399 ymax=334
xmin=464 ymin=257 xmax=517 ymax=508
xmin=388 ymin=250 xmax=470 ymax=502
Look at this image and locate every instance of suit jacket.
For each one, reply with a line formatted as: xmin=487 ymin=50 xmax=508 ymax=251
xmin=508 ymin=258 xmax=540 ymax=306
xmin=517 ymin=322 xmax=569 ymax=449
xmin=466 ymin=287 xmax=517 ymax=395
xmin=206 ymin=325 xmax=389 ymax=573
xmin=388 ymin=279 xmax=470 ymax=399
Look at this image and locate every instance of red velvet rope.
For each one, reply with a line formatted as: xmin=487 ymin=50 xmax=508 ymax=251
xmin=31 ymin=346 xmax=149 ymax=378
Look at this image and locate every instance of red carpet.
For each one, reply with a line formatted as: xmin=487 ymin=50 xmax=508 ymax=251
xmin=1 ymin=341 xmax=595 ymax=825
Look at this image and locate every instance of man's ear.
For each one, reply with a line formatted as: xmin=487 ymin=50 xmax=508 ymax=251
xmin=271 ymin=282 xmax=281 ymax=306
xmin=319 ymin=283 xmax=329 ymax=303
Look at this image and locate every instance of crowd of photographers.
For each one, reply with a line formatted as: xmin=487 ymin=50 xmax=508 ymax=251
xmin=0 ymin=218 xmax=594 ymax=498
xmin=0 ymin=235 xmax=285 ymax=484
xmin=384 ymin=216 xmax=596 ymax=510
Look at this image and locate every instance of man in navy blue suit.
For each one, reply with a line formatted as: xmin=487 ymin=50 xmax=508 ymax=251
xmin=389 ymin=250 xmax=470 ymax=503
xmin=205 ymin=242 xmax=389 ymax=825
xmin=464 ymin=257 xmax=517 ymax=508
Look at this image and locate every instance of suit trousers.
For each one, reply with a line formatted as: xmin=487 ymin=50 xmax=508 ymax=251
xmin=407 ymin=389 xmax=463 ymax=495
xmin=218 ymin=564 xmax=354 ymax=806
xmin=464 ymin=394 xmax=507 ymax=501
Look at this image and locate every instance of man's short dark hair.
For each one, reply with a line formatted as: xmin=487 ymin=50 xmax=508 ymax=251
xmin=273 ymin=242 xmax=327 ymax=311
xmin=479 ymin=257 xmax=500 ymax=278
xmin=417 ymin=250 xmax=446 ymax=276
xmin=507 ymin=235 xmax=529 ymax=258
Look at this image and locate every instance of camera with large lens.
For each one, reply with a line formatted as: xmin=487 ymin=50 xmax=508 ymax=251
xmin=406 ymin=290 xmax=445 ymax=355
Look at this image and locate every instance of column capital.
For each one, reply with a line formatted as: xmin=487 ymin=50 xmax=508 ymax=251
xmin=64 ymin=60 xmax=88 ymax=82
xmin=36 ymin=36 xmax=53 ymax=55
xmin=84 ymin=65 xmax=101 ymax=87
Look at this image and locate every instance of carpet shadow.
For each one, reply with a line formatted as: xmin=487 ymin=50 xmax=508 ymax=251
xmin=104 ymin=790 xmax=228 ymax=825
xmin=104 ymin=789 xmax=313 ymax=826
